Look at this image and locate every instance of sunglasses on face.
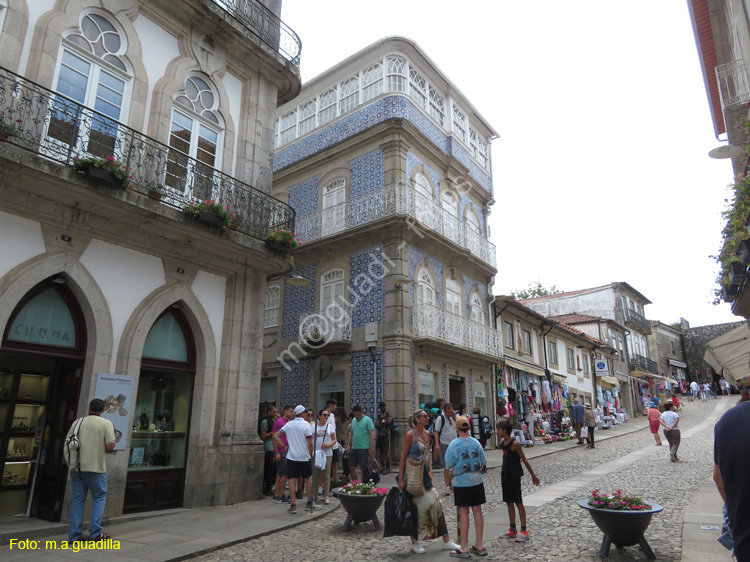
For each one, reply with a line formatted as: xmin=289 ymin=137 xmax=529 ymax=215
xmin=322 ymin=413 xmax=330 ymax=417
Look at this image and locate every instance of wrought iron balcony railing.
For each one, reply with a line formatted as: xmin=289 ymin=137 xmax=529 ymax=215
xmin=716 ymin=59 xmax=750 ymax=112
xmin=212 ymin=0 xmax=301 ymax=67
xmin=295 ymin=181 xmax=497 ymax=269
xmin=623 ymin=308 xmax=651 ymax=334
xmin=612 ymin=358 xmax=629 ymax=375
xmin=630 ymin=354 xmax=658 ymax=374
xmin=413 ymin=303 xmax=502 ymax=359
xmin=0 ymin=66 xmax=294 ymax=240
xmin=297 ymin=311 xmax=352 ymax=346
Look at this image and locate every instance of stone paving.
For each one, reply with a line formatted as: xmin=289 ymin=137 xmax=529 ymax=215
xmin=194 ymin=398 xmax=727 ymax=562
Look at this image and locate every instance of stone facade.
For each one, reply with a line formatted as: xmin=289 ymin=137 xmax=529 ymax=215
xmin=0 ymin=0 xmax=299 ymax=521
xmin=683 ymin=321 xmax=746 ymax=383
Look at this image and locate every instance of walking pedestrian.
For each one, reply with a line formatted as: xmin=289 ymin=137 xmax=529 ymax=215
xmin=571 ymin=398 xmax=585 ymax=445
xmin=445 ymin=416 xmax=487 ymax=558
xmin=496 ymin=419 xmax=540 ymax=543
xmin=648 ymin=401 xmax=662 ymax=446
xmin=397 ymin=408 xmax=460 ymax=555
xmin=660 ymin=401 xmax=680 ymax=462
xmin=434 ymin=402 xmax=457 ymax=496
xmin=584 ymin=403 xmax=596 ymax=449
xmin=66 ymin=399 xmax=116 ymax=543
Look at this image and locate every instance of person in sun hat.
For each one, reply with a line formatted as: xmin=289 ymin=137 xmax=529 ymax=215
xmin=444 ymin=415 xmax=488 ymax=558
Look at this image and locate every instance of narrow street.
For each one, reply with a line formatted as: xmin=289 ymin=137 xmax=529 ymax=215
xmin=195 ymin=397 xmax=730 ymax=562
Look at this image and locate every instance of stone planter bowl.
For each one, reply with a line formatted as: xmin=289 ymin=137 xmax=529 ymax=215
xmin=331 ymin=487 xmax=385 ymax=532
xmin=578 ymin=500 xmax=663 ymax=559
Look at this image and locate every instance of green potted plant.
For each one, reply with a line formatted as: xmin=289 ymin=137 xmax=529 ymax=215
xmin=0 ymin=113 xmax=23 ymax=142
xmin=72 ymin=156 xmax=133 ymax=189
xmin=146 ymin=181 xmax=165 ymax=201
xmin=266 ymin=228 xmax=302 ymax=252
xmin=182 ymin=199 xmax=236 ymax=228
xmin=578 ymin=489 xmax=663 ymax=559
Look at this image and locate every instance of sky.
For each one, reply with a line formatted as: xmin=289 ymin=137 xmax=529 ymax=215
xmin=280 ymin=0 xmax=741 ymax=328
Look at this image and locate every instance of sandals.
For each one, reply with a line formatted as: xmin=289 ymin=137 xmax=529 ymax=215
xmin=91 ymin=532 xmax=111 ymax=541
xmin=470 ymin=546 xmax=488 ymax=556
xmin=449 ymin=550 xmax=471 ymax=559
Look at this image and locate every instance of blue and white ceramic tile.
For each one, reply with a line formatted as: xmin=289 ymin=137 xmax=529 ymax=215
xmin=348 ymin=245 xmax=385 ymax=328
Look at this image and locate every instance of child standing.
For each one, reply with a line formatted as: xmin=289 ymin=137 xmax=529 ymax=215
xmin=496 ymin=419 xmax=540 ymax=542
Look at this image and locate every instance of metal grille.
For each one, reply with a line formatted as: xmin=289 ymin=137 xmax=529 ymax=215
xmin=413 ymin=302 xmax=502 ymax=359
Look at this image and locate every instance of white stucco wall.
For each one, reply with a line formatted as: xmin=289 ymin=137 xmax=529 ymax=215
xmin=132 ymin=13 xmax=180 ymax=134
xmin=0 ymin=211 xmax=45 ymax=278
xmin=190 ymin=270 xmax=226 ymax=365
xmin=79 ymin=240 xmax=166 ymax=373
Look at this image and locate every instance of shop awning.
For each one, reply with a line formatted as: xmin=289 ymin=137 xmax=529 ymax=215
xmin=551 ymin=374 xmax=567 ymax=385
xmin=598 ymin=376 xmax=619 ymax=387
xmin=503 ymin=357 xmax=546 ymax=378
xmin=704 ymin=324 xmax=750 ymax=386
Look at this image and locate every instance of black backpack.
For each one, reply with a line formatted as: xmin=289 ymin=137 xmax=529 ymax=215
xmin=257 ymin=415 xmax=274 ymax=440
xmin=480 ymin=415 xmax=492 ymax=440
xmin=364 ymin=455 xmax=380 ymax=485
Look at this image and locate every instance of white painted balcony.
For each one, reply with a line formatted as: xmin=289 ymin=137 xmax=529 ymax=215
xmin=716 ymin=59 xmax=750 ymax=111
xmin=297 ymin=311 xmax=352 ymax=349
xmin=412 ymin=303 xmax=502 ymax=359
xmin=295 ymin=181 xmax=497 ymax=269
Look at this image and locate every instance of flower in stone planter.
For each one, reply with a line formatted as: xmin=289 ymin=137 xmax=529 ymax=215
xmin=182 ymin=199 xmax=236 ymax=228
xmin=267 ymin=228 xmax=302 ymax=249
xmin=587 ymin=489 xmax=651 ymax=511
xmin=337 ymin=480 xmax=388 ymax=496
xmin=72 ymin=155 xmax=133 ymax=189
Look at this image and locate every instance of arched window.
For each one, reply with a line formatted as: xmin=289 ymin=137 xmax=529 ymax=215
xmin=322 ymin=178 xmax=346 ymax=236
xmin=470 ymin=292 xmax=484 ymax=324
xmin=466 ymin=207 xmax=482 ymax=257
xmin=415 ymin=268 xmax=436 ymax=306
xmin=429 ymin=86 xmax=445 ymax=126
xmin=321 ymin=268 xmax=345 ymax=312
xmin=414 ymin=172 xmax=436 ymax=229
xmin=298 ymin=100 xmax=316 ymax=136
xmin=339 ymin=75 xmax=359 ymax=114
xmin=166 ymin=75 xmax=222 ymax=200
xmin=446 ymin=278 xmax=461 ymax=316
xmin=362 ymin=63 xmax=383 ymax=102
xmin=264 ymin=286 xmax=281 ymax=328
xmin=386 ymin=56 xmax=407 ymax=92
xmin=50 ymin=12 xmax=131 ymax=157
xmin=441 ymin=191 xmax=460 ymax=244
xmin=318 ymin=87 xmax=337 ymax=126
xmin=278 ymin=108 xmax=297 ymax=145
xmin=452 ymin=103 xmax=467 ymax=143
xmin=409 ymin=69 xmax=427 ymax=109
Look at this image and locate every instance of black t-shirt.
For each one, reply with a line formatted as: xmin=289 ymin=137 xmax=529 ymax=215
xmin=499 ymin=437 xmax=523 ymax=476
xmin=714 ymin=402 xmax=750 ymax=561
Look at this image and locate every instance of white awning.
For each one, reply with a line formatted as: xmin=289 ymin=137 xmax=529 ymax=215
xmin=598 ymin=376 xmax=619 ymax=387
xmin=551 ymin=374 xmax=567 ymax=385
xmin=704 ymin=324 xmax=750 ymax=386
xmin=503 ymin=357 xmax=546 ymax=378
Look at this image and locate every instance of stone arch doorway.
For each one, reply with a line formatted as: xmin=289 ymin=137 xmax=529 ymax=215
xmin=0 ymin=276 xmax=87 ymax=522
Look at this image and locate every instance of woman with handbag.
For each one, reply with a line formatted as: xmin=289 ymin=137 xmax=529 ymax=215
xmin=398 ymin=408 xmax=460 ymax=555
xmin=312 ymin=409 xmax=336 ymax=505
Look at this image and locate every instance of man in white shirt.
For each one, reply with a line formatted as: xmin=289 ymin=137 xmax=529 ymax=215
xmin=434 ymin=403 xmax=457 ymax=495
xmin=689 ymin=380 xmax=699 ymax=402
xmin=274 ymin=405 xmax=313 ymax=514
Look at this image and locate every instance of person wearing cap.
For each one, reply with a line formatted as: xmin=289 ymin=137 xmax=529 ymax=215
xmin=444 ymin=416 xmax=487 ymax=558
xmin=273 ymin=405 xmax=314 ymax=514
xmin=583 ymin=403 xmax=596 ymax=449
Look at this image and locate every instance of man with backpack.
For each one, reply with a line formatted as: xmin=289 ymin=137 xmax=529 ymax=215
xmin=434 ymin=402 xmax=457 ymax=496
xmin=66 ymin=398 xmax=116 ymax=543
xmin=259 ymin=404 xmax=279 ymax=496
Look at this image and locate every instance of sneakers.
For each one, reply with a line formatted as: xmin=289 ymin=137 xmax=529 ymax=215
xmin=324 ymin=497 xmax=330 ymax=505
xmin=515 ymin=531 xmax=530 ymax=542
xmin=296 ymin=490 xmax=303 ymax=500
xmin=499 ymin=529 xmax=518 ymax=539
xmin=443 ymin=540 xmax=460 ymax=550
xmin=288 ymin=505 xmax=297 ymax=514
xmin=273 ymin=495 xmax=291 ymax=504
xmin=411 ymin=542 xmax=425 ymax=554
xmin=304 ymin=502 xmax=321 ymax=511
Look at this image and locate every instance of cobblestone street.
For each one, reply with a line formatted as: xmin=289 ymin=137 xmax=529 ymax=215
xmin=195 ymin=397 xmax=728 ymax=562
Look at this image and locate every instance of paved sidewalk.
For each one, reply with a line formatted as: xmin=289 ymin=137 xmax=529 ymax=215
xmin=0 ymin=409 xmax=728 ymax=561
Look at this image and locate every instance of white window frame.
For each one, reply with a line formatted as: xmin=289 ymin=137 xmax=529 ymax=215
xmin=418 ymin=370 xmax=438 ymax=405
xmin=279 ymin=109 xmax=297 ymax=145
xmin=318 ymin=87 xmax=338 ymax=126
xmin=446 ymin=278 xmax=461 ymax=316
xmin=264 ymin=286 xmax=280 ymax=328
xmin=362 ymin=62 xmax=383 ymax=102
xmin=298 ymin=100 xmax=316 ymax=136
xmin=321 ymin=178 xmax=346 ymax=236
xmin=523 ymin=330 xmax=532 ymax=355
xmin=386 ymin=56 xmax=407 ymax=92
xmin=549 ymin=341 xmax=558 ymax=364
xmin=503 ymin=321 xmax=514 ymax=349
xmin=428 ymin=86 xmax=445 ymax=126
xmin=416 ymin=267 xmax=437 ymax=306
xmin=566 ymin=348 xmax=575 ymax=370
xmin=339 ymin=75 xmax=359 ymax=114
xmin=452 ymin=102 xmax=467 ymax=143
xmin=409 ymin=68 xmax=427 ymax=109
xmin=470 ymin=293 xmax=484 ymax=324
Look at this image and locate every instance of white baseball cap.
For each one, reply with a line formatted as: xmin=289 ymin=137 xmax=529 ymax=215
xmin=293 ymin=405 xmax=306 ymax=415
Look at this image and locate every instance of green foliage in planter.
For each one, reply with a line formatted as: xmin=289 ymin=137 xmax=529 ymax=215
xmin=182 ymin=199 xmax=236 ymax=228
xmin=267 ymin=228 xmax=302 ymax=249
xmin=712 ymin=121 xmax=750 ymax=304
xmin=72 ymin=155 xmax=133 ymax=189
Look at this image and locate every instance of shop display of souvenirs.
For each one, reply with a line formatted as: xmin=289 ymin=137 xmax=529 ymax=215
xmin=2 ymin=471 xmax=28 ymax=486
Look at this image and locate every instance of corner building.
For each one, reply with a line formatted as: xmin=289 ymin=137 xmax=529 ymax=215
xmin=0 ymin=0 xmax=301 ymax=521
xmin=263 ymin=37 xmax=502 ymax=447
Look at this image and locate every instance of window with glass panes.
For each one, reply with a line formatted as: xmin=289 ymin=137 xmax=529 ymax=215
xmin=362 ymin=63 xmax=383 ymax=102
xmin=428 ymin=86 xmax=444 ymax=126
xmin=264 ymin=286 xmax=280 ymax=328
xmin=452 ymin=103 xmax=467 ymax=143
xmin=339 ymin=75 xmax=359 ymax=114
xmin=567 ymin=348 xmax=575 ymax=370
xmin=523 ymin=330 xmax=532 ymax=355
xmin=386 ymin=56 xmax=407 ymax=91
xmin=298 ymin=100 xmax=316 ymax=136
xmin=549 ymin=341 xmax=558 ymax=364
xmin=504 ymin=322 xmax=514 ymax=349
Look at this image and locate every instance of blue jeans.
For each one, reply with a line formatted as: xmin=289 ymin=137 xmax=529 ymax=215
xmin=68 ymin=471 xmax=108 ymax=541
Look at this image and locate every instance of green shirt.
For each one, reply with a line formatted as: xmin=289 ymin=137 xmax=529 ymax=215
xmin=260 ymin=418 xmax=274 ymax=452
xmin=351 ymin=415 xmax=374 ymax=449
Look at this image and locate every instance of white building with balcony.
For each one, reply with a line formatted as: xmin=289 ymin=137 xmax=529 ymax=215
xmin=261 ymin=37 xmax=501 ymax=434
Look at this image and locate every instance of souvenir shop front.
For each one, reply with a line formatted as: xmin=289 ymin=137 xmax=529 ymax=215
xmin=596 ymin=378 xmax=627 ymax=425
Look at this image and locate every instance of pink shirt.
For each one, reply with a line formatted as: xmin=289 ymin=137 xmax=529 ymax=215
xmin=272 ymin=417 xmax=289 ymax=451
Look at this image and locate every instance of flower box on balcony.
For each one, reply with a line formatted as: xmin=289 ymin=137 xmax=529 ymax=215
xmin=265 ymin=239 xmax=291 ymax=253
xmin=739 ymin=239 xmax=750 ymax=266
xmin=722 ymin=284 xmax=741 ymax=303
xmin=730 ymin=261 xmax=747 ymax=285
xmin=199 ymin=211 xmax=225 ymax=229
xmin=72 ymin=156 xmax=132 ymax=189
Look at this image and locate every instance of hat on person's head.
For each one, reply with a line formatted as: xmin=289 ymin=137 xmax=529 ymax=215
xmin=585 ymin=403 xmax=591 ymax=409
xmin=455 ymin=416 xmax=471 ymax=431
xmin=293 ymin=405 xmax=306 ymax=416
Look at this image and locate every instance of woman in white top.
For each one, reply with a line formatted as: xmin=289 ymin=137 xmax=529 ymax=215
xmin=660 ymin=401 xmax=680 ymax=462
xmin=312 ymin=408 xmax=336 ymax=504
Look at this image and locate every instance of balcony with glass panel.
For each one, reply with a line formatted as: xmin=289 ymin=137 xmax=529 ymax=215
xmin=412 ymin=302 xmax=502 ymax=360
xmin=0 ymin=66 xmax=294 ymax=241
xmin=294 ymin=181 xmax=497 ymax=270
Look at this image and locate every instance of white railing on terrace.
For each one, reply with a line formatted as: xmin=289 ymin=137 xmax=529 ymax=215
xmin=413 ymin=303 xmax=502 ymax=359
xmin=295 ymin=182 xmax=497 ymax=269
xmin=716 ymin=59 xmax=750 ymax=111
xmin=297 ymin=312 xmax=352 ymax=346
